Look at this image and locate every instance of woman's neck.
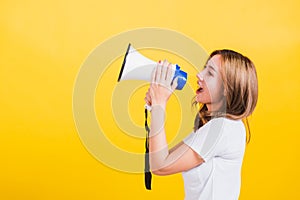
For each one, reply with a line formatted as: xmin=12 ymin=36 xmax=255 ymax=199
xmin=206 ymin=100 xmax=226 ymax=113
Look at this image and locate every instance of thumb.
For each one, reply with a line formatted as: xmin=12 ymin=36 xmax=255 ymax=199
xmin=171 ymin=77 xmax=179 ymax=91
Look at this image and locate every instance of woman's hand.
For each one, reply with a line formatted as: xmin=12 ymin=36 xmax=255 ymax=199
xmin=145 ymin=60 xmax=178 ymax=108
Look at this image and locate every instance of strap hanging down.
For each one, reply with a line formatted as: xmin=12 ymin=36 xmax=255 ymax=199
xmin=144 ymin=108 xmax=152 ymax=190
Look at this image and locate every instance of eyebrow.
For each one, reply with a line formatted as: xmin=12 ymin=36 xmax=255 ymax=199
xmin=207 ymin=65 xmax=217 ymax=73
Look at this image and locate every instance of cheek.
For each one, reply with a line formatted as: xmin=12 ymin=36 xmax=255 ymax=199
xmin=207 ymin=80 xmax=224 ymax=100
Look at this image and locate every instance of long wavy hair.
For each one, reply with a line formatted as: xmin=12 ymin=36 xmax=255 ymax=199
xmin=193 ymin=49 xmax=258 ymax=143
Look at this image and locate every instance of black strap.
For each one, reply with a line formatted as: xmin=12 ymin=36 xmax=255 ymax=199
xmin=144 ymin=108 xmax=152 ymax=190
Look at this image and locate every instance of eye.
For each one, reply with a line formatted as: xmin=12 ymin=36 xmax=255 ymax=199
xmin=208 ymin=71 xmax=214 ymax=76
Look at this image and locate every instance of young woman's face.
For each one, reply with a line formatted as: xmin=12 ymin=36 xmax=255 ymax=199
xmin=196 ymin=54 xmax=225 ymax=111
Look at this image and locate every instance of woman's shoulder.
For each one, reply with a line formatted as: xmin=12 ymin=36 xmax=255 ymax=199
xmin=205 ymin=117 xmax=245 ymax=136
xmin=209 ymin=117 xmax=244 ymax=126
xmin=194 ymin=117 xmax=245 ymax=136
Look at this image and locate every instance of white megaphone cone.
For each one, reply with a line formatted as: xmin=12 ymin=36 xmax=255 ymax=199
xmin=117 ymin=44 xmax=187 ymax=90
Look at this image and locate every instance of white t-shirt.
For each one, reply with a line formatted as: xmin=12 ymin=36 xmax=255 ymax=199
xmin=182 ymin=117 xmax=246 ymax=200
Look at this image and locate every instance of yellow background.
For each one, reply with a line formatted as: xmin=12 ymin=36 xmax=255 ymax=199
xmin=1 ymin=0 xmax=300 ymax=199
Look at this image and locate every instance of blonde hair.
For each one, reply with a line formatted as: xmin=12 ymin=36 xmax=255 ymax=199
xmin=193 ymin=49 xmax=258 ymax=142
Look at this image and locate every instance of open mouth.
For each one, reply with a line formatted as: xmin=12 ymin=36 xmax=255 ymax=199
xmin=196 ymin=87 xmax=203 ymax=94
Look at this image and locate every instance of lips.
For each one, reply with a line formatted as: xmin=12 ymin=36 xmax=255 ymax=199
xmin=196 ymin=80 xmax=204 ymax=94
xmin=196 ymin=87 xmax=203 ymax=94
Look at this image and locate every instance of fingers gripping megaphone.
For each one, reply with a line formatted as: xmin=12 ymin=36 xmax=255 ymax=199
xmin=117 ymin=44 xmax=188 ymax=90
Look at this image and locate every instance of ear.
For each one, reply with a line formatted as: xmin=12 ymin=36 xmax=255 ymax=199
xmin=222 ymin=83 xmax=227 ymax=97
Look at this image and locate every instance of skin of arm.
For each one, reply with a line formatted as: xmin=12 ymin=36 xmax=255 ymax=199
xmin=146 ymin=60 xmax=204 ymax=176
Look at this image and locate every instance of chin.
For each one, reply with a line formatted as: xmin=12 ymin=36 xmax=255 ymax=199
xmin=196 ymin=96 xmax=209 ymax=105
xmin=195 ymin=96 xmax=203 ymax=104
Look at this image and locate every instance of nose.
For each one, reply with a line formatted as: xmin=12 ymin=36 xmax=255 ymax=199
xmin=196 ymin=72 xmax=204 ymax=81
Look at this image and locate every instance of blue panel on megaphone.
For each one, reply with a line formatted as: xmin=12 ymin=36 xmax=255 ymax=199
xmin=174 ymin=66 xmax=187 ymax=90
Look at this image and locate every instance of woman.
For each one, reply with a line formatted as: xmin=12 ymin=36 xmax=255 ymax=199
xmin=144 ymin=50 xmax=258 ymax=200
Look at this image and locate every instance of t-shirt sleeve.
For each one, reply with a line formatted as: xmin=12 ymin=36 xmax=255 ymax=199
xmin=183 ymin=118 xmax=227 ymax=162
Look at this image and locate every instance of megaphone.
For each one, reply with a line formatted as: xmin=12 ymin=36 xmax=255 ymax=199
xmin=117 ymin=44 xmax=187 ymax=90
xmin=117 ymin=44 xmax=188 ymax=190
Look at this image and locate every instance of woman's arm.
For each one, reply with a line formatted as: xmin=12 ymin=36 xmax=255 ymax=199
xmin=149 ymin=105 xmax=204 ymax=175
xmin=147 ymin=60 xmax=204 ymax=175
